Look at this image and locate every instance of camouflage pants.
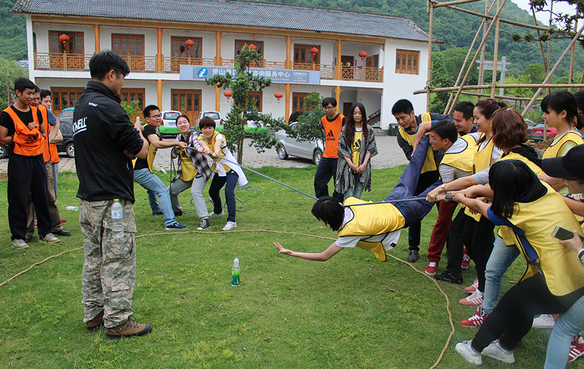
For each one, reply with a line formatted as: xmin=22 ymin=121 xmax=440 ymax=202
xmin=80 ymin=199 xmax=137 ymax=328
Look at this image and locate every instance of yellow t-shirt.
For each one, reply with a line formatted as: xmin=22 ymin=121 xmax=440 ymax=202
xmin=351 ymin=130 xmax=363 ymax=166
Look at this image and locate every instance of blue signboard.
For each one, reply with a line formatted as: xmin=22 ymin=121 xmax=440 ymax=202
xmin=180 ymin=65 xmax=320 ymax=85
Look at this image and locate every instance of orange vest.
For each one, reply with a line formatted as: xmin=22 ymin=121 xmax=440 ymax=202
xmin=3 ymin=106 xmax=45 ymax=156
xmin=321 ymin=114 xmax=344 ymax=158
xmin=37 ymin=106 xmax=60 ymax=163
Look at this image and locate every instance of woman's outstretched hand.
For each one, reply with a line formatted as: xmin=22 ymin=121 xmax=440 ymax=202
xmin=273 ymin=241 xmax=291 ymax=255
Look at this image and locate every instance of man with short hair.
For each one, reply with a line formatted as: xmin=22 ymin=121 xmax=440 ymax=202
xmin=74 ymin=50 xmax=151 ymax=338
xmin=25 ymin=88 xmax=70 ymax=242
xmin=314 ymin=97 xmax=344 ymax=201
xmin=133 ymin=105 xmax=187 ymax=230
xmin=0 ymin=78 xmax=59 ymax=248
xmin=391 ymin=98 xmax=452 ymax=262
xmin=40 ymin=89 xmax=61 ymax=196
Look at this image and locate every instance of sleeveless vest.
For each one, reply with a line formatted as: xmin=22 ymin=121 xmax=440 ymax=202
xmin=3 ymin=106 xmax=44 ymax=156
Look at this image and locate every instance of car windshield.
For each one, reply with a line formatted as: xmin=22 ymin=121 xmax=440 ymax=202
xmin=58 ymin=109 xmax=74 ymax=119
xmin=164 ymin=112 xmax=181 ymax=120
xmin=204 ymin=112 xmax=220 ymax=120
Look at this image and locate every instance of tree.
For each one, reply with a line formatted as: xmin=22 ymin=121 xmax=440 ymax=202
xmin=206 ymin=45 xmax=279 ymax=163
xmin=287 ymin=92 xmax=325 ymax=142
xmin=430 ymin=53 xmax=453 ymax=113
xmin=0 ymin=57 xmax=27 ymax=110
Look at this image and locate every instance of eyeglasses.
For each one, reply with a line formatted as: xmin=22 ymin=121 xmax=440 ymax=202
xmin=149 ymin=114 xmax=162 ymax=118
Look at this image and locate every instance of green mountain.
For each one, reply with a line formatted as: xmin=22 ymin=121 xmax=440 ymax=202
xmin=0 ymin=0 xmax=581 ymax=78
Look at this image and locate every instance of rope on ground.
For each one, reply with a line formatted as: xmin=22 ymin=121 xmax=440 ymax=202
xmin=0 ymin=246 xmax=82 ymax=288
xmin=1 ymin=230 xmax=454 ymax=368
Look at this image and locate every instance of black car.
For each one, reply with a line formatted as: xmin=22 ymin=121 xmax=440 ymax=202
xmin=56 ymin=117 xmax=75 ymax=158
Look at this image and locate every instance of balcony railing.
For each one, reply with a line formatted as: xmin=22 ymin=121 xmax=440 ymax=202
xmin=34 ymin=52 xmax=383 ymax=82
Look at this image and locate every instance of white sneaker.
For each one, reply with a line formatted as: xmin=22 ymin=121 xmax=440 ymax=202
xmin=11 ymin=239 xmax=29 ymax=249
xmin=533 ymin=314 xmax=555 ymax=328
xmin=209 ymin=211 xmax=225 ymax=217
xmin=222 ymin=221 xmax=237 ymax=231
xmin=40 ymin=233 xmax=61 ymax=243
xmin=455 ymin=340 xmax=482 ymax=365
xmin=482 ymin=339 xmax=515 ymax=364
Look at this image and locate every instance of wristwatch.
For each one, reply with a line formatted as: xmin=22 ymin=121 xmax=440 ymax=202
xmin=441 ymin=184 xmax=447 ymax=193
xmin=578 ymin=249 xmax=584 ymax=266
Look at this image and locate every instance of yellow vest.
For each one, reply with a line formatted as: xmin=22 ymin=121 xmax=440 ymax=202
xmin=465 ymin=135 xmax=498 ymax=221
xmin=542 ymin=131 xmax=583 ymax=159
xmin=398 ymin=112 xmax=436 ymax=174
xmin=177 ymin=148 xmax=198 ymax=181
xmin=502 ymin=183 xmax=584 ymax=296
xmin=338 ymin=197 xmax=406 ymax=262
xmin=198 ymin=131 xmax=231 ymax=173
xmin=497 ymin=152 xmax=544 ymax=244
xmin=440 ymin=134 xmax=476 ymax=173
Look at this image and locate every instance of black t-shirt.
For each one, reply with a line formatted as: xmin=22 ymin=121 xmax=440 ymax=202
xmin=134 ymin=124 xmax=158 ymax=171
xmin=0 ymin=106 xmax=45 ymax=153
xmin=73 ymin=81 xmax=144 ymax=202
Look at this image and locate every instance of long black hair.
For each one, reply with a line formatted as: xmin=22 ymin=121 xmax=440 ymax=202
xmin=344 ymin=102 xmax=368 ymax=147
xmin=541 ymin=90 xmax=579 ymax=129
xmin=489 ymin=160 xmax=546 ymax=218
xmin=311 ymin=197 xmax=344 ymax=231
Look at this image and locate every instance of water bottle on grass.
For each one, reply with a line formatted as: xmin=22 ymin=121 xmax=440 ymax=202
xmin=231 ymin=258 xmax=240 ymax=286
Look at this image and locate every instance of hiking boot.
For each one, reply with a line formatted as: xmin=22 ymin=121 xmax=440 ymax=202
xmin=40 ymin=233 xmax=60 ymax=243
xmin=222 ymin=221 xmax=237 ymax=231
xmin=425 ymin=261 xmax=438 ymax=276
xmin=460 ymin=306 xmax=488 ymax=327
xmin=460 ymin=290 xmax=483 ymax=306
xmin=407 ymin=249 xmax=418 ymax=262
xmin=174 ymin=210 xmax=183 ymax=217
xmin=569 ymin=335 xmax=584 ymax=362
xmin=434 ymin=271 xmax=463 ymax=284
xmin=532 ymin=314 xmax=555 ymax=328
xmin=455 ymin=340 xmax=482 ymax=365
xmin=165 ymin=222 xmax=188 ymax=230
xmin=24 ymin=235 xmax=33 ymax=243
xmin=106 ymin=317 xmax=152 ymax=339
xmin=197 ymin=219 xmax=211 ymax=230
xmin=465 ymin=279 xmax=479 ymax=294
xmin=482 ymin=339 xmax=515 ymax=364
xmin=209 ymin=211 xmax=225 ymax=217
xmin=461 ymin=249 xmax=471 ymax=270
xmin=11 ymin=239 xmax=29 ymax=249
xmin=86 ymin=311 xmax=104 ymax=332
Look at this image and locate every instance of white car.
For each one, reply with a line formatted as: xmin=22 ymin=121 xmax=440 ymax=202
xmin=197 ymin=111 xmax=223 ymax=127
xmin=157 ymin=110 xmax=183 ymax=138
xmin=274 ymin=122 xmax=324 ymax=165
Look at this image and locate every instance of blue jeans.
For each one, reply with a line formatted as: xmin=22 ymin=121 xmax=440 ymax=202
xmin=344 ymin=179 xmax=364 ymax=199
xmin=482 ymin=236 xmax=520 ymax=314
xmin=545 ymin=295 xmax=584 ymax=369
xmin=314 ymin=157 xmax=343 ymax=201
xmin=209 ymin=171 xmax=238 ymax=222
xmin=134 ymin=168 xmax=176 ymax=227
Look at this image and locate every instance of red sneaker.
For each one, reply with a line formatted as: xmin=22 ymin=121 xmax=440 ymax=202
xmin=460 ymin=306 xmax=487 ymax=327
xmin=464 ymin=279 xmax=479 ymax=294
xmin=568 ymin=336 xmax=584 ymax=362
xmin=460 ymin=290 xmax=483 ymax=306
xmin=425 ymin=262 xmax=438 ymax=276
xmin=461 ymin=247 xmax=471 ymax=270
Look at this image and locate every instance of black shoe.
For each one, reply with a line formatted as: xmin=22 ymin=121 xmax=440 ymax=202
xmin=407 ymin=249 xmax=418 ymax=262
xmin=152 ymin=211 xmax=163 ymax=216
xmin=435 ymin=271 xmax=463 ymax=284
xmin=174 ymin=210 xmax=183 ymax=217
xmin=24 ymin=235 xmax=33 ymax=243
xmin=54 ymin=229 xmax=71 ymax=237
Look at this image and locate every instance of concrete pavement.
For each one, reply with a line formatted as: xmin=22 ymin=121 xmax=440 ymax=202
xmin=0 ymin=130 xmax=408 ymax=174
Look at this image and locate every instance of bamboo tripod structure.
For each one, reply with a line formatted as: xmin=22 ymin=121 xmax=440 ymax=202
xmin=418 ymin=0 xmax=583 ymax=116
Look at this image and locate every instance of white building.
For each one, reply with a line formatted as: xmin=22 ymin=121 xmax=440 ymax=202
xmin=13 ymin=0 xmax=436 ymax=129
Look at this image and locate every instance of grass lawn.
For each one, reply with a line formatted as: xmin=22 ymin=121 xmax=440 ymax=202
xmin=0 ymin=165 xmax=555 ymax=368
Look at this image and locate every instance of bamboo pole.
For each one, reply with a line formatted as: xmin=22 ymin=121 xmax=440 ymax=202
xmin=447 ymin=5 xmax=550 ymax=31
xmin=427 ymin=2 xmax=434 ymax=111
xmin=569 ymin=19 xmax=577 ymax=90
xmin=522 ymin=23 xmax=584 ymax=116
xmin=454 ymin=91 xmax=544 ymax=101
xmin=490 ymin=0 xmax=501 ymax=99
xmin=414 ymin=83 xmax=584 ymax=94
xmin=432 ymin=0 xmax=478 ymax=8
xmin=531 ymin=3 xmax=548 ymax=72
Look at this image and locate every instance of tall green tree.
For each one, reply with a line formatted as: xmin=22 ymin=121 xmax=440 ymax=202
xmin=206 ymin=45 xmax=276 ymax=163
xmin=0 ymin=57 xmax=27 ymax=109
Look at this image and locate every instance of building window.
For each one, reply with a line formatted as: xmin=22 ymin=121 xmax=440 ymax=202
xmin=395 ymin=49 xmax=419 ymax=75
xmin=48 ymin=31 xmax=84 ymax=69
xmin=171 ymin=89 xmax=201 ymax=124
xmin=51 ymin=87 xmax=84 ymax=115
xmin=294 ymin=44 xmax=320 ymax=71
xmin=170 ymin=37 xmax=202 ymax=72
xmin=235 ymin=40 xmax=264 ymax=57
xmin=112 ymin=34 xmax=145 ymax=71
xmin=292 ymin=92 xmax=310 ymax=112
xmin=119 ymin=88 xmax=145 ymax=120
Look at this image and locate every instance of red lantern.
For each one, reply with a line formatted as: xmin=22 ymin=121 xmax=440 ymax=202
xmin=59 ymin=34 xmax=70 ymax=52
xmin=249 ymin=44 xmax=257 ymax=51
xmin=274 ymin=92 xmax=283 ymax=103
xmin=224 ymin=90 xmax=232 ymax=102
xmin=359 ymin=51 xmax=367 ymax=61
xmin=310 ymin=47 xmax=319 ymax=58
xmin=184 ymin=39 xmax=195 ymax=51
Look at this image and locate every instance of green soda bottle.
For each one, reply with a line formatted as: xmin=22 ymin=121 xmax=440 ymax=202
xmin=231 ymin=258 xmax=240 ymax=286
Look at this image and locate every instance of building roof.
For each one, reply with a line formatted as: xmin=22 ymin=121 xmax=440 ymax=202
xmin=12 ymin=0 xmax=433 ymax=42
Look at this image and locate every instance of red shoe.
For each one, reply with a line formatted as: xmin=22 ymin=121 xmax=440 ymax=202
xmin=461 ymin=247 xmax=471 ymax=270
xmin=460 ymin=290 xmax=483 ymax=306
xmin=460 ymin=306 xmax=487 ymax=327
xmin=464 ymin=279 xmax=479 ymax=294
xmin=425 ymin=262 xmax=438 ymax=276
xmin=61 ymin=218 xmax=67 ymax=223
xmin=569 ymin=335 xmax=584 ymax=362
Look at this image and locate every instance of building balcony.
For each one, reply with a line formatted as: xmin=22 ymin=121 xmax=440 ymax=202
xmin=34 ymin=52 xmax=383 ymax=82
